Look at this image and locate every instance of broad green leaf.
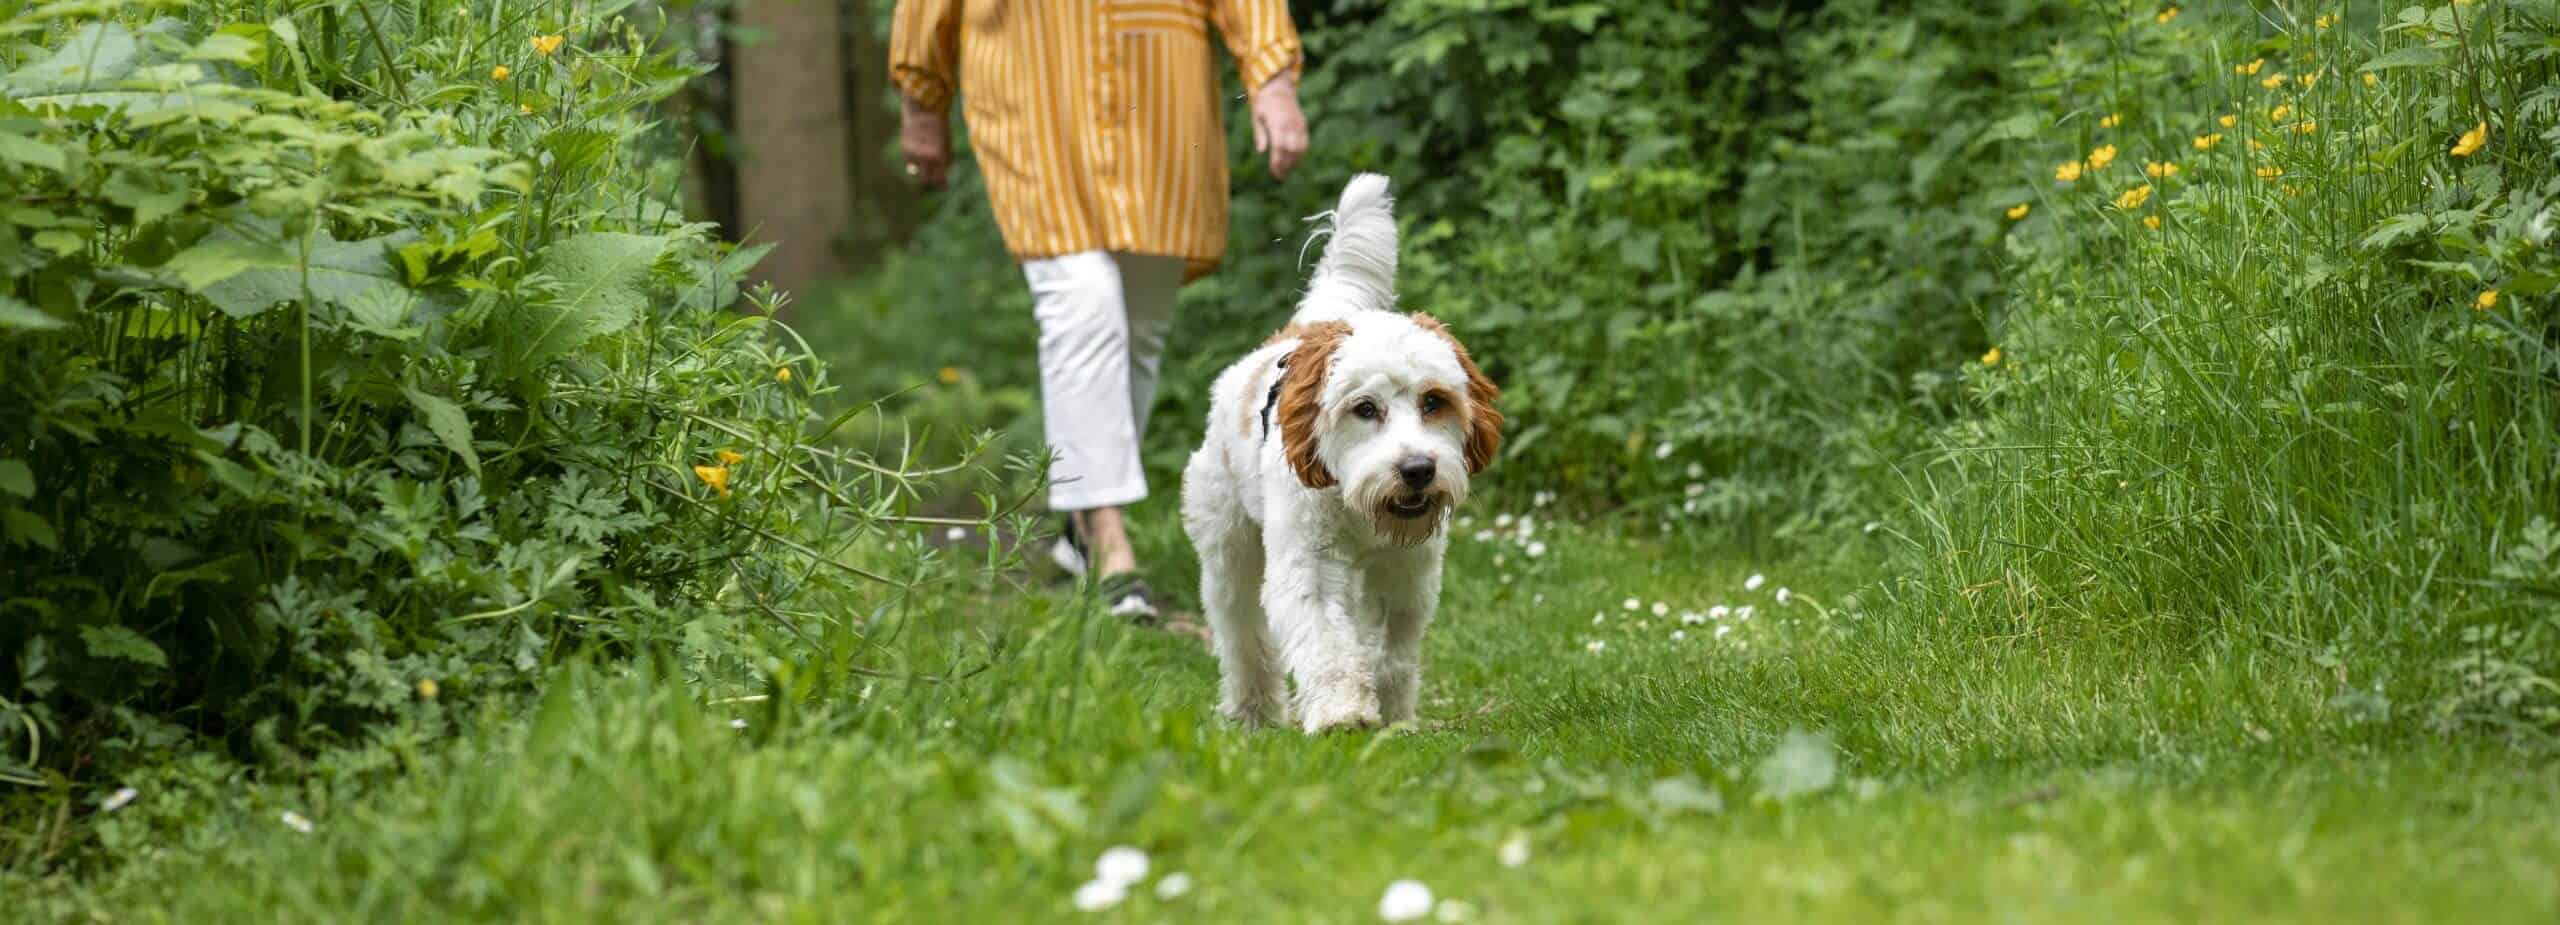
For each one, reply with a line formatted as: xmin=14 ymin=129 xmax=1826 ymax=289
xmin=0 ymin=128 xmax=64 ymax=170
xmin=163 ymin=232 xmax=295 ymax=298
xmin=341 ymin=281 xmax=421 ymax=340
xmin=102 ymin=168 xmax=190 ymax=226
xmin=188 ymin=32 xmax=264 ymax=67
xmin=2360 ymin=45 xmax=2447 ymax=72
xmin=2360 ymin=213 xmax=2431 ymax=251
xmin=78 ymin=624 xmax=168 ymax=668
xmin=0 ymin=294 xmax=67 ymax=331
xmin=178 ymin=227 xmax=413 ymax=318
xmin=3 ymin=21 xmax=139 ymax=96
xmin=500 ymin=232 xmax=670 ymax=371
xmin=2 ymin=508 xmax=57 ymax=551
xmin=402 ymin=384 xmax=481 ymax=476
xmin=0 ymin=458 xmax=31 ymax=496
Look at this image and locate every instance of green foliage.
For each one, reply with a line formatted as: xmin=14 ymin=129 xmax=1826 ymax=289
xmin=0 ymin=0 xmax=1006 ymax=817
xmin=1894 ymin=0 xmax=2560 ymax=737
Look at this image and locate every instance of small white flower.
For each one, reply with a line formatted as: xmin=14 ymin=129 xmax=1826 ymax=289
xmin=729 ymin=718 xmax=748 ymax=729
xmin=1685 ymin=482 xmax=1705 ymax=497
xmin=1155 ymin=872 xmax=1194 ymax=899
xmin=1379 ymin=880 xmax=1435 ymax=922
xmin=1493 ymin=554 xmax=1505 ymax=567
xmin=1776 ymin=588 xmax=1792 ymax=605
xmin=1534 ymin=491 xmax=1552 ymax=507
xmin=1715 ymin=625 xmax=1734 ymax=639
xmin=1585 ymin=640 xmax=1606 ymax=653
xmin=1073 ymin=879 xmax=1128 ymax=911
xmin=1682 ymin=499 xmax=1698 ymax=514
xmin=1862 ymin=521 xmax=1882 ymax=534
xmin=1498 ymin=832 xmax=1531 ymax=867
xmin=1650 ymin=601 xmax=1669 ymax=617
xmin=1708 ymin=605 xmax=1731 ymax=620
xmin=1533 ymin=593 xmax=1546 ymax=605
xmin=1592 ymin=612 xmax=1606 ymax=625
xmin=1623 ymin=598 xmax=1640 ymax=611
xmin=1474 ymin=530 xmax=1494 ymax=543
xmin=1686 ymin=462 xmax=1704 ymax=479
xmin=1737 ymin=605 xmax=1756 ymax=620
xmin=1096 ymin=845 xmax=1150 ymax=886
xmin=1653 ymin=441 xmax=1674 ymax=460
xmin=1744 ymin=573 xmax=1766 ymax=591
xmin=102 ymin=787 xmax=138 ymax=812
xmin=1524 ymin=541 xmax=1547 ymax=558
xmin=1670 ymin=630 xmax=1687 ymax=641
xmin=945 ymin=526 xmax=966 ymax=542
xmin=1679 ymin=611 xmax=1704 ymax=626
xmin=1495 ymin=513 xmax=1515 ymax=528
xmin=280 ymin=811 xmax=314 ymax=834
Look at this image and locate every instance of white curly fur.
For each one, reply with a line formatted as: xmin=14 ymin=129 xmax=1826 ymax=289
xmin=1180 ymin=174 xmax=1499 ymax=733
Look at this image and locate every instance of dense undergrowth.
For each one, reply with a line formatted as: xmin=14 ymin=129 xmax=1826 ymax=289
xmin=0 ymin=0 xmax=1016 ymax=872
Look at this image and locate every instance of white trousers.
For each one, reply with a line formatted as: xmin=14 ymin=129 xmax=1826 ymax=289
xmin=1024 ymin=251 xmax=1182 ymax=511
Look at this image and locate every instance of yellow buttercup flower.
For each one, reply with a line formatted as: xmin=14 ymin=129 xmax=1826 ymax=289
xmin=518 ymin=103 xmax=534 ymax=115
xmin=693 ymin=464 xmax=732 ymax=499
xmin=2269 ymin=104 xmax=2291 ymax=122
xmin=2451 ymin=121 xmax=2488 ymax=157
xmin=2194 ymin=133 xmax=2223 ymax=151
xmin=2219 ymin=114 xmax=2238 ymax=128
xmin=2256 ymin=164 xmax=2285 ymax=179
xmin=716 ymin=449 xmax=746 ymax=466
xmin=1981 ymin=347 xmax=2002 ymax=367
xmin=2155 ymin=6 xmax=2180 ymax=24
xmin=2115 ymin=183 xmax=2154 ymax=210
xmin=938 ymin=366 xmax=964 ymax=384
xmin=777 ymin=366 xmax=793 ymax=383
xmin=532 ymin=34 xmax=565 ymax=56
xmin=2143 ymin=215 xmax=2162 ymax=230
xmin=417 ymin=679 xmax=440 ymax=700
xmin=2297 ymin=120 xmax=2318 ymax=135
xmin=2100 ymin=113 xmax=2122 ymax=129
xmin=2363 ymin=72 xmax=2378 ymax=87
xmin=2145 ymin=160 xmax=2181 ymax=179
xmin=2237 ymin=58 xmax=2265 ymax=76
xmin=2476 ymin=289 xmax=2500 ymax=311
xmin=2007 ymin=202 xmax=2031 ymax=220
xmin=491 ymin=65 xmax=511 ymax=81
xmin=2247 ymin=138 xmax=2266 ymax=151
xmin=2298 ymin=71 xmax=2320 ymax=89
xmin=2261 ymin=73 xmax=2287 ymax=90
xmin=2087 ymin=144 xmax=2119 ymax=170
xmin=2316 ymin=13 xmax=2337 ymax=29
xmin=2282 ymin=184 xmax=2301 ymax=197
xmin=2056 ymin=160 xmax=2084 ymax=182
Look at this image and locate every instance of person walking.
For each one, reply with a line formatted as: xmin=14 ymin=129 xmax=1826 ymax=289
xmin=890 ymin=0 xmax=1309 ymax=621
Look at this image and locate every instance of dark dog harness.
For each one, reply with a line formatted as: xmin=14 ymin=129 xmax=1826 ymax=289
xmin=1259 ymin=354 xmax=1288 ymax=439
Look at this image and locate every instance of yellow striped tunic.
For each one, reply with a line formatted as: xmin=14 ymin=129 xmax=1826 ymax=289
xmin=889 ymin=0 xmax=1303 ymax=281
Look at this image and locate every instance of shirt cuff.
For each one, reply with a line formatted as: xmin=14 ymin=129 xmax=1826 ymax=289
xmin=1236 ymin=42 xmax=1302 ymax=94
xmin=891 ymin=67 xmax=954 ymax=113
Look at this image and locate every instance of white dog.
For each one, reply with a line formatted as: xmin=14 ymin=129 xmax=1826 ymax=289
xmin=1180 ymin=174 xmax=1502 ymax=734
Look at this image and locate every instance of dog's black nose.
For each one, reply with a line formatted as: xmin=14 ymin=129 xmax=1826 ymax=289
xmin=1396 ymin=456 xmax=1436 ymax=488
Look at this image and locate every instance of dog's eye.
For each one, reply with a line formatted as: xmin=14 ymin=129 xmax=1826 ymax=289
xmin=1352 ymin=400 xmax=1381 ymax=421
xmin=1419 ymin=394 xmax=1445 ymax=415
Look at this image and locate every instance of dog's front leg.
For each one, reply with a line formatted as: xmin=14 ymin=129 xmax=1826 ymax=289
xmin=1371 ymin=547 xmax=1441 ymax=726
xmin=1266 ymin=546 xmax=1379 ymax=734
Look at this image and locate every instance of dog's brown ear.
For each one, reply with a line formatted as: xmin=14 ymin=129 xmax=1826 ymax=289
xmin=1413 ymin=314 xmax=1503 ymax=473
xmin=1277 ymin=321 xmax=1352 ymax=488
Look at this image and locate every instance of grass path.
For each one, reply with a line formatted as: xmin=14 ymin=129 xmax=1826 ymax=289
xmin=32 ymin=516 xmax=2560 ymax=922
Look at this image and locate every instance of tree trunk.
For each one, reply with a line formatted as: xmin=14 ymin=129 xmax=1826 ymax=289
xmin=729 ymin=0 xmax=854 ymax=302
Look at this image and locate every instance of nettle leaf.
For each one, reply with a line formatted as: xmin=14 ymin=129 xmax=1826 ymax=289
xmin=0 ymin=294 xmax=67 ymax=332
xmin=401 ymin=384 xmax=481 ymax=477
xmin=0 ymin=127 xmax=65 ymax=171
xmin=0 ymin=458 xmax=32 ymax=496
xmin=78 ymin=624 xmax=169 ymax=668
xmin=171 ymin=225 xmax=415 ymax=318
xmin=3 ymin=22 xmax=141 ymax=96
xmin=2361 ymin=213 xmax=2431 ymax=251
xmin=500 ymin=232 xmax=670 ymax=371
xmin=103 ymin=168 xmax=191 ymax=226
xmin=187 ymin=31 xmax=265 ymax=67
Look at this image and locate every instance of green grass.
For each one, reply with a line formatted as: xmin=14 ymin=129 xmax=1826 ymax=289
xmin=21 ymin=510 xmax=2556 ymax=922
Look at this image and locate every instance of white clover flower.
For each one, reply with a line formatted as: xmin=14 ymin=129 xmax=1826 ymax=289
xmin=1473 ymin=530 xmax=1494 ymax=543
xmin=1744 ymin=573 xmax=1766 ymax=591
xmin=1681 ymin=611 xmax=1707 ymax=626
xmin=1686 ymin=462 xmax=1704 ymax=479
xmin=1498 ymin=832 xmax=1531 ymax=868
xmin=280 ymin=811 xmax=314 ymax=834
xmin=1708 ymin=605 xmax=1731 ymax=620
xmin=1524 ymin=541 xmax=1547 ymax=558
xmin=1591 ymin=612 xmax=1606 ymax=625
xmin=1737 ymin=606 xmax=1756 ymax=620
xmin=1533 ymin=593 xmax=1546 ymax=605
xmin=1073 ymin=879 xmax=1128 ymax=911
xmin=1653 ymin=441 xmax=1673 ymax=460
xmin=1623 ymin=598 xmax=1640 ymax=611
xmin=102 ymin=787 xmax=138 ymax=813
xmin=1585 ymin=640 xmax=1606 ymax=654
xmin=945 ymin=526 xmax=966 ymax=542
xmin=1671 ymin=630 xmax=1687 ymax=641
xmin=1686 ymin=483 xmax=1705 ymax=497
xmin=1096 ymin=846 xmax=1149 ymax=886
xmin=1495 ymin=513 xmax=1514 ymax=529
xmin=1651 ymin=601 xmax=1670 ymax=617
xmin=1535 ymin=491 xmax=1552 ymax=507
xmin=1715 ymin=625 xmax=1734 ymax=639
xmin=1379 ymin=880 xmax=1435 ymax=922
xmin=1776 ymin=588 xmax=1792 ymax=605
xmin=1156 ymin=872 xmax=1194 ymax=899
xmin=730 ymin=718 xmax=748 ymax=729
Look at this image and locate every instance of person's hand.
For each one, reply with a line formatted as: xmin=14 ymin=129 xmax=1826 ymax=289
xmin=901 ymin=97 xmax=952 ymax=190
xmin=1249 ymin=75 xmax=1307 ymax=180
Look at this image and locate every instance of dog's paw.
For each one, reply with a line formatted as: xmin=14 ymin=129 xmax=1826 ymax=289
xmin=1218 ymin=698 xmax=1285 ymax=730
xmin=1297 ymin=684 xmax=1382 ymax=735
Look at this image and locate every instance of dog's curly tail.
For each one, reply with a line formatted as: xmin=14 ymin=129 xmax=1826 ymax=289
xmin=1292 ymin=173 xmax=1397 ymax=325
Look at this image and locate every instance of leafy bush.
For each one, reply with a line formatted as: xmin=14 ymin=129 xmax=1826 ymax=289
xmin=0 ymin=0 xmax=1001 ymax=798
xmin=1887 ymin=1 xmax=2560 ymax=734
